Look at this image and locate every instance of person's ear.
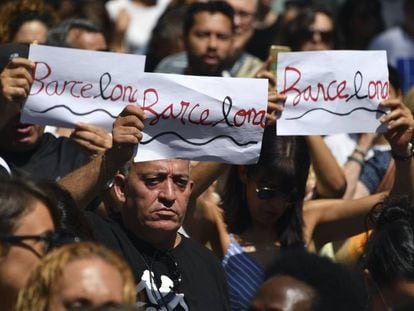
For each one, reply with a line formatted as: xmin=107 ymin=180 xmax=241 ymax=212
xmin=238 ymin=165 xmax=248 ymax=183
xmin=188 ymin=180 xmax=194 ymax=192
xmin=112 ymin=173 xmax=127 ymax=204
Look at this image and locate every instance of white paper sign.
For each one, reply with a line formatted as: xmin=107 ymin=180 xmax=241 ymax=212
xmin=23 ymin=45 xmax=268 ymax=164
xmin=23 ymin=45 xmax=146 ymax=131
xmin=276 ymin=50 xmax=388 ymax=135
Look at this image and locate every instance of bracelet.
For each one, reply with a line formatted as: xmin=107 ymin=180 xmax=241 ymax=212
xmin=392 ymin=143 xmax=414 ymax=161
xmin=347 ymin=155 xmax=364 ymax=168
xmin=353 ymin=147 xmax=366 ymax=158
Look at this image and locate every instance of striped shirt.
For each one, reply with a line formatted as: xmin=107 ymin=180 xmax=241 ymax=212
xmin=222 ymin=234 xmax=264 ymax=310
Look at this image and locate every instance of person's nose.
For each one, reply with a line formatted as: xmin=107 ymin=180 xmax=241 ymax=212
xmin=207 ymin=34 xmax=217 ymax=50
xmin=233 ymin=14 xmax=242 ymax=32
xmin=312 ymin=30 xmax=322 ymax=42
xmin=158 ymin=179 xmax=176 ymax=207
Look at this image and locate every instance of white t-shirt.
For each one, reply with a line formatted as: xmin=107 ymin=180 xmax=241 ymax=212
xmin=106 ymin=0 xmax=170 ymax=52
xmin=369 ymin=27 xmax=414 ymax=68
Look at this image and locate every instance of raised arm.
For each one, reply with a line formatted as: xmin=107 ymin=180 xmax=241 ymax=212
xmin=306 ymin=135 xmax=347 ymax=199
xmin=381 ymin=98 xmax=414 ymax=201
xmin=305 ymin=98 xmax=414 ymax=248
xmin=342 ymin=133 xmax=377 ymax=199
xmin=58 ymin=105 xmax=145 ymax=208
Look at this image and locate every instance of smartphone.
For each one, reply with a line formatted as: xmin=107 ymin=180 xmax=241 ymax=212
xmin=269 ymin=45 xmax=291 ymax=74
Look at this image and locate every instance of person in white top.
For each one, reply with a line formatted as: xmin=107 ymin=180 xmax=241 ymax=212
xmin=106 ymin=0 xmax=170 ymax=53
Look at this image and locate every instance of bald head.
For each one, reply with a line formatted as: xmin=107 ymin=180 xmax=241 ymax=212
xmin=250 ymin=275 xmax=316 ymax=311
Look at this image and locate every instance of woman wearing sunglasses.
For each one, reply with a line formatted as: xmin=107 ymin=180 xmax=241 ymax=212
xmin=183 ymin=98 xmax=414 ymax=310
xmin=278 ymin=6 xmax=336 ymax=52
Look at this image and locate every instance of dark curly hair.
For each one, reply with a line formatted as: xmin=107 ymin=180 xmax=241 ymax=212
xmin=363 ymin=196 xmax=414 ymax=288
xmin=0 ymin=0 xmax=57 ymax=44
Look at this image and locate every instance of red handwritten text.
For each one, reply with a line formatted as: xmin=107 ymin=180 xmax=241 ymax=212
xmin=280 ymin=66 xmax=389 ymax=106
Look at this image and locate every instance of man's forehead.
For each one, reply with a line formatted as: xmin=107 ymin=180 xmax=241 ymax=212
xmin=227 ymin=0 xmax=257 ymax=12
xmin=133 ymin=160 xmax=190 ymax=174
xmin=192 ymin=11 xmax=232 ymax=27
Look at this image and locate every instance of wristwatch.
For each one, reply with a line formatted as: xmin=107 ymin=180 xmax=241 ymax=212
xmin=392 ymin=142 xmax=414 ymax=161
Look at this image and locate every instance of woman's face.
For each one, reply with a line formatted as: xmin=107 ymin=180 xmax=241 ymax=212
xmin=13 ymin=20 xmax=48 ymax=44
xmin=300 ymin=12 xmax=334 ymax=51
xmin=244 ymin=173 xmax=291 ymax=227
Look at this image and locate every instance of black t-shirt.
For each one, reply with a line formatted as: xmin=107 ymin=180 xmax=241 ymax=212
xmin=86 ymin=212 xmax=230 ymax=311
xmin=0 ymin=133 xmax=87 ymax=181
xmin=0 ymin=166 xmax=9 ymax=179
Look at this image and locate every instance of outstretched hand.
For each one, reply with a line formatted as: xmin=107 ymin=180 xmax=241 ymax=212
xmin=380 ymin=99 xmax=414 ymax=155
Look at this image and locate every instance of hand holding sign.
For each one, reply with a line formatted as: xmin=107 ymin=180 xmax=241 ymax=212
xmin=0 ymin=57 xmax=34 ymax=103
xmin=23 ymin=44 xmax=268 ymax=164
xmin=70 ymin=123 xmax=113 ymax=157
xmin=111 ymin=104 xmax=146 ymax=164
xmin=380 ymin=98 xmax=414 ymax=155
xmin=0 ymin=57 xmax=34 ymax=129
xmin=266 ymin=89 xmax=286 ymax=127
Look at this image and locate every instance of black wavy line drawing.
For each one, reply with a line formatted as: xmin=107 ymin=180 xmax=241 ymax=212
xmin=141 ymin=131 xmax=257 ymax=146
xmin=285 ymin=107 xmax=387 ymax=120
xmin=29 ymin=105 xmax=117 ymax=119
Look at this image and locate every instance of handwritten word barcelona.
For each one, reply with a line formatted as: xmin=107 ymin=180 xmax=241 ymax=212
xmin=280 ymin=66 xmax=389 ymax=106
xmin=30 ymin=61 xmax=266 ymax=128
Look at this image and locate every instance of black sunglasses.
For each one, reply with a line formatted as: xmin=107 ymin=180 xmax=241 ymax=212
xmin=302 ymin=29 xmax=334 ymax=43
xmin=0 ymin=230 xmax=81 ymax=253
xmin=256 ymin=186 xmax=279 ymax=200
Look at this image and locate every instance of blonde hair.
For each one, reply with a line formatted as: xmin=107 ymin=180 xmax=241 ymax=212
xmin=16 ymin=242 xmax=138 ymax=311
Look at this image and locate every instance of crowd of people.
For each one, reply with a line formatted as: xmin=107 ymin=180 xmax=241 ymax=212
xmin=1 ymin=0 xmax=414 ymax=310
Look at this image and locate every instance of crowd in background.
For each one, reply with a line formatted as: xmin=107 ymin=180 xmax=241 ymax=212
xmin=0 ymin=0 xmax=414 ymax=310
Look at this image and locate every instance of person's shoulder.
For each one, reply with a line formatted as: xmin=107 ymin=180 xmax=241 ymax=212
xmin=155 ymin=52 xmax=187 ymax=74
xmin=85 ymin=211 xmax=129 ymax=249
xmin=85 ymin=211 xmax=121 ymax=235
xmin=243 ymin=53 xmax=263 ymax=65
xmin=369 ymin=27 xmax=404 ymax=48
xmin=178 ymin=236 xmax=221 ymax=263
xmin=234 ymin=52 xmax=263 ymax=78
xmin=39 ymin=132 xmax=58 ymax=143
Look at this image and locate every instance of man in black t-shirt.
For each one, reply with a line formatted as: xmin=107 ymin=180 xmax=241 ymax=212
xmin=0 ymin=49 xmax=109 ymax=182
xmin=87 ymin=159 xmax=230 ymax=310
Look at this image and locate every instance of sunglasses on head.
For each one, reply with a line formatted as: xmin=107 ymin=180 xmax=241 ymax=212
xmin=302 ymin=29 xmax=334 ymax=43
